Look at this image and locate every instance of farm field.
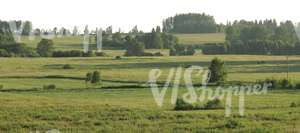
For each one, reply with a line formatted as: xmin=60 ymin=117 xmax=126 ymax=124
xmin=0 ymin=53 xmax=300 ymax=132
xmin=19 ymin=33 xmax=226 ymax=50
xmin=1 ymin=54 xmax=300 ymax=89
xmin=174 ymin=33 xmax=225 ymax=45
xmin=0 ymin=87 xmax=299 ymax=132
xmin=0 ymin=34 xmax=298 ymax=132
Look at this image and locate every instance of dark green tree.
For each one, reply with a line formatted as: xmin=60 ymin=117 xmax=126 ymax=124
xmin=91 ymin=71 xmax=101 ymax=84
xmin=36 ymin=39 xmax=54 ymax=57
xmin=208 ymin=58 xmax=227 ymax=84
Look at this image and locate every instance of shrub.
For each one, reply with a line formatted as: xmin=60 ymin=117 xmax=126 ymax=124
xmin=83 ymin=51 xmax=95 ymax=57
xmin=0 ymin=85 xmax=3 ymax=90
xmin=115 ymin=56 xmax=122 ymax=60
xmin=174 ymin=98 xmax=194 ymax=110
xmin=169 ymin=44 xmax=196 ymax=56
xmin=208 ymin=58 xmax=227 ymax=84
xmin=43 ymin=84 xmax=56 ymax=90
xmin=154 ymin=52 xmax=164 ymax=56
xmin=63 ymin=64 xmax=73 ymax=69
xmin=0 ymin=49 xmax=11 ymax=57
xmin=91 ymin=71 xmax=101 ymax=84
xmin=290 ymin=102 xmax=297 ymax=108
xmin=295 ymin=83 xmax=300 ymax=89
xmin=225 ymin=119 xmax=241 ymax=129
xmin=264 ymin=78 xmax=279 ymax=89
xmin=36 ymin=39 xmax=54 ymax=57
xmin=279 ymin=78 xmax=293 ymax=89
xmin=52 ymin=50 xmax=83 ymax=57
xmin=95 ymin=52 xmax=107 ymax=57
xmin=204 ymin=98 xmax=223 ymax=109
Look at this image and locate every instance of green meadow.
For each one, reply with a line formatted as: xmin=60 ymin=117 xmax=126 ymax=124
xmin=0 ymin=34 xmax=299 ymax=132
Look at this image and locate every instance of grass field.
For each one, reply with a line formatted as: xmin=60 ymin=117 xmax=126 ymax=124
xmin=0 ymin=34 xmax=299 ymax=132
xmin=175 ymin=33 xmax=225 ymax=45
xmin=20 ymin=33 xmax=226 ymax=50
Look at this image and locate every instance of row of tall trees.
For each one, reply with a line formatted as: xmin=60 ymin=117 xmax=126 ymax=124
xmin=203 ymin=20 xmax=300 ymax=55
xmin=163 ymin=13 xmax=220 ymax=33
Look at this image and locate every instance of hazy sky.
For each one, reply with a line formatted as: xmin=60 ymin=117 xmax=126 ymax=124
xmin=1 ymin=0 xmax=300 ymax=32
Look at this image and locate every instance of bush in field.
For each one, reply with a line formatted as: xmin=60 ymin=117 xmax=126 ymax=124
xmin=95 ymin=52 xmax=107 ymax=57
xmin=63 ymin=64 xmax=73 ymax=69
xmin=115 ymin=56 xmax=122 ymax=60
xmin=204 ymin=98 xmax=223 ymax=109
xmin=83 ymin=51 xmax=95 ymax=57
xmin=263 ymin=78 xmax=279 ymax=89
xmin=124 ymin=35 xmax=145 ymax=56
xmin=0 ymin=85 xmax=3 ymax=90
xmin=86 ymin=71 xmax=101 ymax=85
xmin=279 ymin=79 xmax=293 ymax=89
xmin=0 ymin=49 xmax=11 ymax=57
xmin=52 ymin=50 xmax=83 ymax=57
xmin=91 ymin=71 xmax=101 ymax=84
xmin=43 ymin=84 xmax=56 ymax=90
xmin=225 ymin=119 xmax=242 ymax=129
xmin=37 ymin=39 xmax=54 ymax=57
xmin=0 ymin=43 xmax=39 ymax=57
xmin=86 ymin=72 xmax=93 ymax=84
xmin=295 ymin=83 xmax=300 ymax=89
xmin=169 ymin=44 xmax=195 ymax=56
xmin=208 ymin=58 xmax=227 ymax=84
xmin=174 ymin=98 xmax=194 ymax=110
xmin=290 ymin=102 xmax=300 ymax=108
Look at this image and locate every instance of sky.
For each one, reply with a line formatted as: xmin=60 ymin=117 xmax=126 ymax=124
xmin=1 ymin=0 xmax=300 ymax=32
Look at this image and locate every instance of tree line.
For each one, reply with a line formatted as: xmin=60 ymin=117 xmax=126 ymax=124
xmin=203 ymin=20 xmax=300 ymax=55
xmin=163 ymin=13 xmax=225 ymax=33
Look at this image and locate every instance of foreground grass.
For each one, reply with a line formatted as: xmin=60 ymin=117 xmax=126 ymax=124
xmin=0 ymin=88 xmax=299 ymax=132
xmin=1 ymin=54 xmax=300 ymax=89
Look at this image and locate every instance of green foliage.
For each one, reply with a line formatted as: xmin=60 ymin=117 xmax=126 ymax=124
xmin=137 ymin=29 xmax=178 ymax=49
xmin=208 ymin=58 xmax=227 ymax=84
xmin=225 ymin=119 xmax=242 ymax=129
xmin=95 ymin=52 xmax=107 ymax=57
xmin=85 ymin=72 xmax=93 ymax=83
xmin=290 ymin=102 xmax=297 ymax=108
xmin=37 ymin=39 xmax=54 ymax=57
xmin=279 ymin=78 xmax=293 ymax=89
xmin=0 ymin=85 xmax=3 ymax=90
xmin=223 ymin=20 xmax=300 ymax=55
xmin=259 ymin=78 xmax=295 ymax=89
xmin=83 ymin=51 xmax=95 ymax=57
xmin=124 ymin=35 xmax=145 ymax=56
xmin=163 ymin=13 xmax=218 ymax=33
xmin=204 ymin=98 xmax=223 ymax=109
xmin=0 ymin=43 xmax=39 ymax=57
xmin=169 ymin=44 xmax=195 ymax=56
xmin=43 ymin=84 xmax=56 ymax=90
xmin=21 ymin=21 xmax=32 ymax=36
xmin=63 ymin=64 xmax=72 ymax=69
xmin=0 ymin=49 xmax=11 ymax=57
xmin=115 ymin=56 xmax=122 ymax=60
xmin=52 ymin=50 xmax=83 ymax=57
xmin=91 ymin=71 xmax=101 ymax=84
xmin=174 ymin=98 xmax=194 ymax=110
xmin=295 ymin=83 xmax=300 ymax=89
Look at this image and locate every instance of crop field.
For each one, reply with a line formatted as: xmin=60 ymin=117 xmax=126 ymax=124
xmin=0 ymin=54 xmax=300 ymax=132
xmin=175 ymin=33 xmax=225 ymax=45
xmin=0 ymin=35 xmax=299 ymax=132
xmin=20 ymin=33 xmax=226 ymax=50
